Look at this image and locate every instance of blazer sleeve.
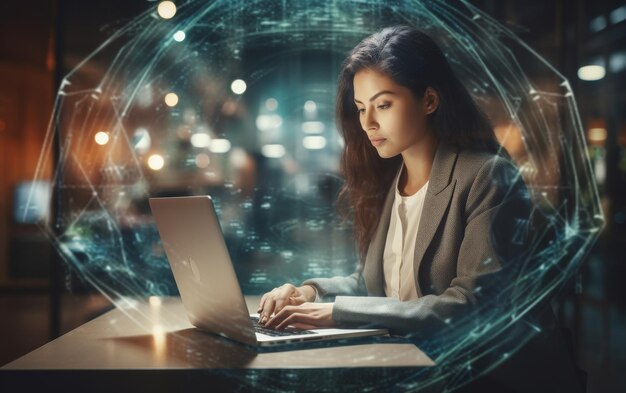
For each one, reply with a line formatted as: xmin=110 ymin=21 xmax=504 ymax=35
xmin=301 ymin=267 xmax=368 ymax=302
xmin=330 ymin=156 xmax=532 ymax=336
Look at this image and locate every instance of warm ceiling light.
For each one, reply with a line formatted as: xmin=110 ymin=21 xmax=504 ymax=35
xmin=94 ymin=131 xmax=109 ymax=145
xmin=157 ymin=1 xmax=176 ymax=19
xmin=588 ymin=128 xmax=607 ymax=143
xmin=164 ymin=92 xmax=179 ymax=107
xmin=147 ymin=154 xmax=165 ymax=170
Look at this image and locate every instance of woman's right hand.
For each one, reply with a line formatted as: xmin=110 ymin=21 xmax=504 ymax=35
xmin=257 ymin=284 xmax=317 ymax=325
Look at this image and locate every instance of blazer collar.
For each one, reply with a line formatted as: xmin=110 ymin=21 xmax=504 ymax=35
xmin=363 ymin=142 xmax=459 ymax=296
xmin=427 ymin=142 xmax=459 ymax=195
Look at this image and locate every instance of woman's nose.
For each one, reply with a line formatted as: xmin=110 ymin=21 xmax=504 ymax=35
xmin=362 ymin=111 xmax=378 ymax=131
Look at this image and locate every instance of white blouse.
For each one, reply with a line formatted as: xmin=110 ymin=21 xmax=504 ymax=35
xmin=383 ymin=164 xmax=429 ymax=301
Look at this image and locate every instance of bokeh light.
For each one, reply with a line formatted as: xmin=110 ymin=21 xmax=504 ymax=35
xmin=190 ymin=133 xmax=211 ymax=148
xmin=261 ymin=144 xmax=286 ymax=158
xmin=157 ymin=1 xmax=176 ymax=19
xmin=147 ymin=154 xmax=165 ymax=170
xmin=588 ymin=128 xmax=608 ymax=144
xmin=209 ymin=138 xmax=231 ymax=153
xmin=304 ymin=100 xmax=317 ymax=113
xmin=173 ymin=30 xmax=186 ymax=42
xmin=265 ymin=98 xmax=278 ymax=111
xmin=230 ymin=79 xmax=247 ymax=95
xmin=302 ymin=136 xmax=326 ymax=150
xmin=195 ymin=153 xmax=210 ymax=168
xmin=94 ymin=131 xmax=109 ymax=145
xmin=301 ymin=121 xmax=324 ymax=134
xmin=164 ymin=92 xmax=178 ymax=107
xmin=578 ymin=65 xmax=606 ymax=81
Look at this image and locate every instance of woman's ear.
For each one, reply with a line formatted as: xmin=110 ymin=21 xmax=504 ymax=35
xmin=423 ymin=87 xmax=439 ymax=114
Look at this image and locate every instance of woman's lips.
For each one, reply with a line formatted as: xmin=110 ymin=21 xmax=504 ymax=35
xmin=370 ymin=138 xmax=386 ymax=147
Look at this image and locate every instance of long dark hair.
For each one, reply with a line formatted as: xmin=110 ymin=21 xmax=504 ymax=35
xmin=336 ymin=26 xmax=500 ymax=261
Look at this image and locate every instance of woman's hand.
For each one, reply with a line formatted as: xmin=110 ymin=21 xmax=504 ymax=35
xmin=257 ymin=284 xmax=317 ymax=324
xmin=264 ymin=302 xmax=335 ymax=330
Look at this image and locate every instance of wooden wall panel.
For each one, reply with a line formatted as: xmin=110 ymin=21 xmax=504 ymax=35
xmin=0 ymin=0 xmax=55 ymax=285
xmin=0 ymin=63 xmax=54 ymax=282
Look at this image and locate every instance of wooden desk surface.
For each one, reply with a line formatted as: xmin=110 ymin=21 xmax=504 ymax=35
xmin=2 ymin=296 xmax=434 ymax=370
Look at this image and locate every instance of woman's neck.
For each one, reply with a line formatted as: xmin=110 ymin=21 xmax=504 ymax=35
xmin=399 ymin=133 xmax=438 ymax=196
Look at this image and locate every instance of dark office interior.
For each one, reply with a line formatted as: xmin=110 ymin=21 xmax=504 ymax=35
xmin=1 ymin=0 xmax=625 ymax=392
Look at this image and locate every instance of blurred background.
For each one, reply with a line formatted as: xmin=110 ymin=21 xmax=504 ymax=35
xmin=0 ymin=0 xmax=624 ymax=392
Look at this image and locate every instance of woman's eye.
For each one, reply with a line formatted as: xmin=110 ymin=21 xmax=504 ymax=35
xmin=377 ymin=103 xmax=390 ymax=110
xmin=357 ymin=108 xmax=365 ymax=114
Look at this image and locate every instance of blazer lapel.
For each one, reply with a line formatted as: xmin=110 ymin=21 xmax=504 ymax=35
xmin=362 ymin=143 xmax=459 ymax=297
xmin=412 ymin=143 xmax=458 ymax=296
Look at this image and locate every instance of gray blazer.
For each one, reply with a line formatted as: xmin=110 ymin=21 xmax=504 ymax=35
xmin=303 ymin=142 xmax=532 ymax=335
xmin=303 ymin=141 xmax=584 ymax=391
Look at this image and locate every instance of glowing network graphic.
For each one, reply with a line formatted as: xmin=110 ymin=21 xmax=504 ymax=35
xmin=28 ymin=0 xmax=603 ymax=391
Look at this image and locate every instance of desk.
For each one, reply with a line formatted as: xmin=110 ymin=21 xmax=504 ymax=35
xmin=1 ymin=296 xmax=434 ymax=391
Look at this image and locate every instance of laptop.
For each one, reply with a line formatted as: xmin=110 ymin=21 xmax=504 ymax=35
xmin=149 ymin=195 xmax=388 ymax=347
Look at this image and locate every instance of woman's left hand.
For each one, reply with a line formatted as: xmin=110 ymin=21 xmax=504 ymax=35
xmin=263 ymin=302 xmax=335 ymax=330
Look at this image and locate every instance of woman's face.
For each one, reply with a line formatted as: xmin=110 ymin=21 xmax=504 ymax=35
xmin=353 ymin=68 xmax=435 ymax=159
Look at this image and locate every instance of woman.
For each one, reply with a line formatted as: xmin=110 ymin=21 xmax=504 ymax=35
xmin=258 ymin=26 xmax=582 ymax=391
xmin=259 ymin=25 xmax=524 ymax=332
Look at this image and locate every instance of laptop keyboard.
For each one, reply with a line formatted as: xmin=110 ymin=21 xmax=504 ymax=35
xmin=250 ymin=316 xmax=315 ymax=337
